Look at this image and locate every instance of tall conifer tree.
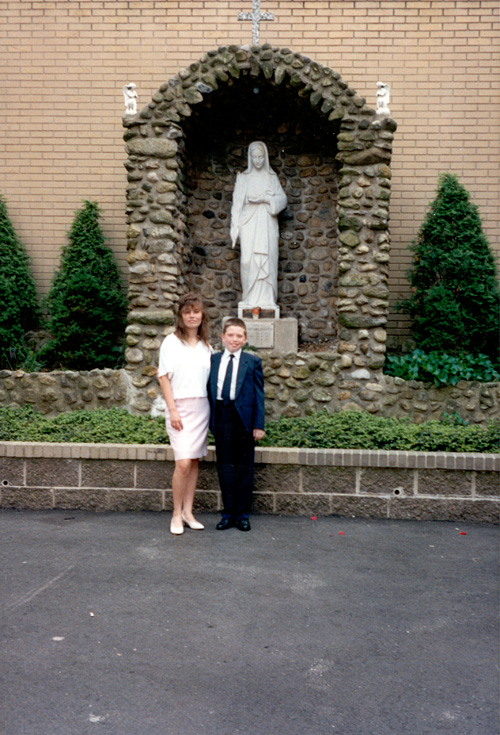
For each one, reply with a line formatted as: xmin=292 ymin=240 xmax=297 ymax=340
xmin=403 ymin=174 xmax=500 ymax=362
xmin=0 ymin=194 xmax=40 ymax=367
xmin=41 ymin=201 xmax=127 ymax=369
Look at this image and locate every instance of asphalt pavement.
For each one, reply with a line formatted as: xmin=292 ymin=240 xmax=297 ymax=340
xmin=1 ymin=511 xmax=498 ymax=735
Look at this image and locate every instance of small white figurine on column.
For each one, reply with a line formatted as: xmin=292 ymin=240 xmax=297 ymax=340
xmin=123 ymin=83 xmax=138 ymax=115
xmin=231 ymin=141 xmax=287 ymax=316
xmin=376 ymin=82 xmax=391 ymax=116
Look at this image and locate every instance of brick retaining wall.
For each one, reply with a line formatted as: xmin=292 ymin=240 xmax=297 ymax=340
xmin=1 ymin=442 xmax=498 ymax=524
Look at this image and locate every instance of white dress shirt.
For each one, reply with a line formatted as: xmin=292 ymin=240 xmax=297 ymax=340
xmin=216 ymin=349 xmax=242 ymax=401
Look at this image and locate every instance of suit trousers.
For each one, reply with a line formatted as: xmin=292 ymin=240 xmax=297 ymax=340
xmin=213 ymin=401 xmax=255 ymax=519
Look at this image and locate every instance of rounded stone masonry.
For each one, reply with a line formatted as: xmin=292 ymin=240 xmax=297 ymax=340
xmin=258 ymin=355 xmax=500 ymax=424
xmin=0 ymin=367 xmax=497 ymax=425
xmin=0 ymin=369 xmax=130 ymax=416
xmin=122 ymin=44 xmax=398 ymax=413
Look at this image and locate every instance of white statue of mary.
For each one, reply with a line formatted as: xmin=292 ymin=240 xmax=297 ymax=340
xmin=230 ymin=141 xmax=287 ymax=310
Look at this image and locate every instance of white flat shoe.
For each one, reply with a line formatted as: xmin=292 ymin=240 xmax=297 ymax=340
xmin=181 ymin=514 xmax=205 ymax=530
xmin=170 ymin=517 xmax=184 ymax=535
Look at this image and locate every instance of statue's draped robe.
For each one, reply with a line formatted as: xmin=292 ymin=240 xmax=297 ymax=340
xmin=231 ymin=170 xmax=287 ymax=307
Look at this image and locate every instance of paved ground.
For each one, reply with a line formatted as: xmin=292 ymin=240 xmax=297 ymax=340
xmin=0 ymin=511 xmax=498 ymax=735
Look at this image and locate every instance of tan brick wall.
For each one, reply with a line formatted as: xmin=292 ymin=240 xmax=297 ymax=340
xmin=2 ymin=0 xmax=499 ymax=342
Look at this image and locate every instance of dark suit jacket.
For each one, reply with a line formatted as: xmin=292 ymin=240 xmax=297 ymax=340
xmin=208 ymin=351 xmax=265 ymax=435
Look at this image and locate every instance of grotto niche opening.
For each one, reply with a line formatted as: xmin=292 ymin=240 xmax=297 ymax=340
xmin=123 ymin=46 xmax=396 ymax=416
xmin=182 ymin=73 xmax=341 ymax=345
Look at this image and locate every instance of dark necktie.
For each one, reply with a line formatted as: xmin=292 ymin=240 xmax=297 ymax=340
xmin=222 ymin=354 xmax=234 ymax=405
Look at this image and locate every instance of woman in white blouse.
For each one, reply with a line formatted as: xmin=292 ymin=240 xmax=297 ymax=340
xmin=158 ymin=292 xmax=212 ymax=535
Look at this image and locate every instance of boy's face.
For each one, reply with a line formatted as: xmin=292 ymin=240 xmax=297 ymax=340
xmin=221 ymin=325 xmax=247 ymax=353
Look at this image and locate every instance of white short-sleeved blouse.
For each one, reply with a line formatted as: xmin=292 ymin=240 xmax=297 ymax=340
xmin=158 ymin=333 xmax=212 ymax=400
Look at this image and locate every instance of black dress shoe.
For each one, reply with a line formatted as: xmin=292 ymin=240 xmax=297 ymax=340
xmin=236 ymin=518 xmax=251 ymax=532
xmin=216 ymin=517 xmax=235 ymax=530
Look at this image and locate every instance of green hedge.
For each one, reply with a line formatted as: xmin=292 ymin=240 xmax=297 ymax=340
xmin=260 ymin=411 xmax=500 ymax=453
xmin=0 ymin=406 xmax=498 ymax=453
xmin=0 ymin=406 xmax=166 ymax=445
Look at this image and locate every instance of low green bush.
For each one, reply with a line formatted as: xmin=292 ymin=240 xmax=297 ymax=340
xmin=0 ymin=407 xmax=498 ymax=453
xmin=384 ymin=349 xmax=500 ymax=386
xmin=0 ymin=406 xmax=166 ymax=445
xmin=260 ymin=410 xmax=500 ymax=453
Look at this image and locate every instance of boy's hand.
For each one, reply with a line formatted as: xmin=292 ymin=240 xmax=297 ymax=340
xmin=253 ymin=429 xmax=265 ymax=441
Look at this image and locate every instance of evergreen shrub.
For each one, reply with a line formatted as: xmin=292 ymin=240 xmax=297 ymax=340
xmin=0 ymin=194 xmax=41 ymax=367
xmin=40 ymin=201 xmax=127 ymax=369
xmin=401 ymin=173 xmax=500 ymax=363
xmin=0 ymin=407 xmax=498 ymax=453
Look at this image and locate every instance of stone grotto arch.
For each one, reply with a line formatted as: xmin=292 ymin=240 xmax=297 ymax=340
xmin=122 ymin=45 xmax=396 ymax=413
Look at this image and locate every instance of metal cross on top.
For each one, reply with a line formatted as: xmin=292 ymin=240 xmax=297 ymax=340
xmin=238 ymin=0 xmax=275 ymax=45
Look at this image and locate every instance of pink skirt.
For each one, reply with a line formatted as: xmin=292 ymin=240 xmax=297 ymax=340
xmin=165 ymin=397 xmax=210 ymax=460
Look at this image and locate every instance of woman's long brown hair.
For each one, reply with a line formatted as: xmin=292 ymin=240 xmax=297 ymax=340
xmin=174 ymin=291 xmax=210 ymax=346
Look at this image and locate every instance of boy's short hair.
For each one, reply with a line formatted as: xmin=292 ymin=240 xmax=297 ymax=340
xmin=222 ymin=317 xmax=247 ymax=335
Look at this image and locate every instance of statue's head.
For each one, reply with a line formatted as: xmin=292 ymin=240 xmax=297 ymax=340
xmin=247 ymin=141 xmax=269 ymax=172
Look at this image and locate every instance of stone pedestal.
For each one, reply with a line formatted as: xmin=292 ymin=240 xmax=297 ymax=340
xmin=243 ymin=317 xmax=298 ymax=353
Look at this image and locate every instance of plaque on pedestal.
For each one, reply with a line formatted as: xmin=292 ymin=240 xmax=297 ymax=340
xmin=244 ymin=320 xmax=275 ymax=349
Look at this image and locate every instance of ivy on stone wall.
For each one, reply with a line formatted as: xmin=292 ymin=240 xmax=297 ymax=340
xmin=384 ymin=349 xmax=500 ymax=386
xmin=40 ymin=201 xmax=127 ymax=370
xmin=0 ymin=193 xmax=41 ymax=368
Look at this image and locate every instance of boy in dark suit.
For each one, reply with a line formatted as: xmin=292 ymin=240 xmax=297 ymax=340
xmin=207 ymin=317 xmax=265 ymax=532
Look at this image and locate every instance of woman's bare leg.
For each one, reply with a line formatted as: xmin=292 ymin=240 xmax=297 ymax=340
xmin=180 ymin=459 xmax=199 ymax=521
xmin=171 ymin=458 xmax=193 ymax=519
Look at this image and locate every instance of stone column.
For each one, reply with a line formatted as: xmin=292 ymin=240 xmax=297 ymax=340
xmin=123 ymin=118 xmax=187 ymax=412
xmin=334 ymin=112 xmax=397 ymax=408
